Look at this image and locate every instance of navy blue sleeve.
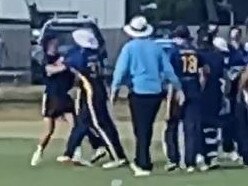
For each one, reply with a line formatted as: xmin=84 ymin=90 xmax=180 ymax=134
xmin=170 ymin=48 xmax=180 ymax=77
xmin=64 ymin=48 xmax=85 ymax=72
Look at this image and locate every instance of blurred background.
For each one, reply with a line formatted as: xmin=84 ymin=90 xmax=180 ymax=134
xmin=1 ymin=0 xmax=248 ymax=85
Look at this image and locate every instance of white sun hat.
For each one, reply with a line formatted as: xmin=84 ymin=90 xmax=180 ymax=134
xmin=213 ymin=37 xmax=229 ymax=52
xmin=244 ymin=42 xmax=248 ymax=52
xmin=72 ymin=29 xmax=99 ymax=49
xmin=124 ymin=16 xmax=154 ymax=38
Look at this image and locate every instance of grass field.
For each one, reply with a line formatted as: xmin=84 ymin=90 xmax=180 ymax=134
xmin=1 ymin=103 xmax=248 ymax=186
xmin=1 ymin=139 xmax=248 ymax=186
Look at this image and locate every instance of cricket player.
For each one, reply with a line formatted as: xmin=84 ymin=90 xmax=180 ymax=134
xmin=50 ymin=29 xmax=127 ymax=169
xmin=165 ymin=25 xmax=206 ymax=173
xmin=235 ymin=66 xmax=248 ymax=167
xmin=31 ymin=34 xmax=83 ymax=166
xmin=219 ymin=27 xmax=246 ymax=161
xmin=198 ymin=34 xmax=226 ymax=169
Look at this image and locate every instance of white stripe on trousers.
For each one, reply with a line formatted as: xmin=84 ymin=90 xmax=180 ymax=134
xmin=77 ymin=72 xmax=119 ymax=161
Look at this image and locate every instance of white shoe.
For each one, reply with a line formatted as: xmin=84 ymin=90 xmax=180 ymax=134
xmin=221 ymin=152 xmax=229 ymax=159
xmin=31 ymin=145 xmax=43 ymax=166
xmin=130 ymin=163 xmax=151 ymax=177
xmin=196 ymin=154 xmax=209 ymax=172
xmin=56 ymin=156 xmax=71 ymax=163
xmin=209 ymin=158 xmax=220 ymax=169
xmin=165 ymin=162 xmax=179 ymax=172
xmin=199 ymin=164 xmax=209 ymax=172
xmin=72 ymin=147 xmax=93 ymax=167
xmin=238 ymin=157 xmax=244 ymax=166
xmin=230 ymin=151 xmax=239 ymax=162
xmin=196 ymin=154 xmax=205 ymax=165
xmin=72 ymin=158 xmax=93 ymax=167
xmin=91 ymin=147 xmax=107 ymax=163
xmin=102 ymin=159 xmax=127 ymax=169
xmin=186 ymin=166 xmax=195 ymax=173
xmin=72 ymin=146 xmax=82 ymax=161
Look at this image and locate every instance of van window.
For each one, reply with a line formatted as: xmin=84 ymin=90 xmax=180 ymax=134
xmin=126 ymin=0 xmax=248 ymax=25
xmin=126 ymin=0 xmax=208 ymax=25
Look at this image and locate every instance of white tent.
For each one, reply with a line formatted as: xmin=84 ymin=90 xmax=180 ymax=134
xmin=0 ymin=0 xmax=30 ymax=20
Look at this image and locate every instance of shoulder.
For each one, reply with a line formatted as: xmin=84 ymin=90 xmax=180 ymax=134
xmin=67 ymin=46 xmax=81 ymax=56
xmin=155 ymin=38 xmax=175 ymax=49
xmin=120 ymin=40 xmax=135 ymax=54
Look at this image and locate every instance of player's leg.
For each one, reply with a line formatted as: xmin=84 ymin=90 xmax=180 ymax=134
xmin=87 ymin=129 xmax=108 ymax=163
xmin=221 ymin=114 xmax=239 ymax=161
xmin=39 ymin=117 xmax=56 ymax=150
xmin=63 ymin=112 xmax=92 ymax=166
xmin=98 ymin=100 xmax=127 ymax=162
xmin=223 ymin=96 xmax=240 ymax=160
xmin=129 ymin=93 xmax=162 ymax=176
xmin=91 ymin=94 xmax=127 ymax=169
xmin=76 ymin=86 xmax=107 ymax=163
xmin=57 ymin=101 xmax=90 ymax=164
xmin=183 ymin=99 xmax=201 ymax=173
xmin=165 ymin=118 xmax=180 ymax=171
xmin=235 ymin=100 xmax=248 ymax=167
xmin=31 ymin=117 xmax=56 ymax=166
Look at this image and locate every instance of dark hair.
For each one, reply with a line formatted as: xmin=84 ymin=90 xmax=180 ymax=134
xmin=41 ymin=34 xmax=58 ymax=53
xmin=172 ymin=25 xmax=191 ymax=39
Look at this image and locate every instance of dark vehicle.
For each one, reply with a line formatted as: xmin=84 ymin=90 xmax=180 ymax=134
xmin=153 ymin=21 xmax=175 ymax=38
xmin=31 ymin=15 xmax=107 ymax=84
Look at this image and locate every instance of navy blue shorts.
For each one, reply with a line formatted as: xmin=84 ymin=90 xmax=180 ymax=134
xmin=42 ymin=94 xmax=75 ymax=118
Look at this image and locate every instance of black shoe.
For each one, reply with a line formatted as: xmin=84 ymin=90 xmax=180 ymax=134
xmin=165 ymin=162 xmax=180 ymax=172
xmin=90 ymin=147 xmax=107 ymax=163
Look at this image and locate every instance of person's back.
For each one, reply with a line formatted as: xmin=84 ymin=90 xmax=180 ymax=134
xmin=126 ymin=38 xmax=164 ymax=92
xmin=171 ymin=43 xmax=202 ymax=98
xmin=113 ymin=37 xmax=181 ymax=95
xmin=111 ymin=16 xmax=183 ymax=176
xmin=198 ymin=49 xmax=224 ymax=85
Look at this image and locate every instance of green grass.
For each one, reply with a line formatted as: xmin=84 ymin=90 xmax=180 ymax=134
xmin=1 ymin=139 xmax=248 ymax=186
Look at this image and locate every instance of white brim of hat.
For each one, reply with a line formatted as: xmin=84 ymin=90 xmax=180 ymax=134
xmin=72 ymin=31 xmax=99 ymax=49
xmin=218 ymin=46 xmax=229 ymax=52
xmin=123 ymin=24 xmax=154 ymax=38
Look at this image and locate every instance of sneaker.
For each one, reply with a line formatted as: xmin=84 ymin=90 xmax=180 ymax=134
xmin=56 ymin=156 xmax=71 ymax=163
xmin=72 ymin=146 xmax=82 ymax=162
xmin=199 ymin=164 xmax=209 ymax=172
xmin=130 ymin=163 xmax=151 ymax=177
xmin=230 ymin=151 xmax=239 ymax=162
xmin=72 ymin=158 xmax=93 ymax=167
xmin=238 ymin=157 xmax=244 ymax=166
xmin=243 ymin=164 xmax=248 ymax=169
xmin=221 ymin=152 xmax=229 ymax=159
xmin=102 ymin=159 xmax=127 ymax=169
xmin=165 ymin=162 xmax=179 ymax=172
xmin=186 ymin=166 xmax=195 ymax=173
xmin=209 ymin=158 xmax=220 ymax=169
xmin=91 ymin=147 xmax=107 ymax=163
xmin=31 ymin=145 xmax=43 ymax=166
xmin=196 ymin=154 xmax=209 ymax=172
xmin=196 ymin=154 xmax=205 ymax=165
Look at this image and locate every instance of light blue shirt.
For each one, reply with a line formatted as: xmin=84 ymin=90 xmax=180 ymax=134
xmin=112 ymin=38 xmax=181 ymax=94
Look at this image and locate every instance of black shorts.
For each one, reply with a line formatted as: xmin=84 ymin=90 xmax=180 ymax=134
xmin=42 ymin=94 xmax=75 ymax=118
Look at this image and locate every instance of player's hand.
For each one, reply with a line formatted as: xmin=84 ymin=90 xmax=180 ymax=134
xmin=58 ymin=56 xmax=65 ymax=63
xmin=110 ymin=89 xmax=119 ymax=105
xmin=54 ymin=57 xmax=65 ymax=66
xmin=175 ymin=90 xmax=185 ymax=106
